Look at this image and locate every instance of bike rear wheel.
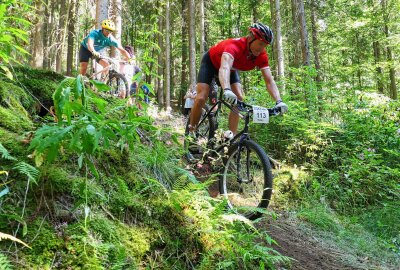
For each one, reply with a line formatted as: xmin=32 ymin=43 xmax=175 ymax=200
xmin=219 ymin=139 xmax=273 ymax=220
xmin=108 ymin=71 xmax=129 ymax=98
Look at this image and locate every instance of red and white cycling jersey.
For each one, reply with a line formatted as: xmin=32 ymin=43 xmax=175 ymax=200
xmin=209 ymin=37 xmax=269 ymax=71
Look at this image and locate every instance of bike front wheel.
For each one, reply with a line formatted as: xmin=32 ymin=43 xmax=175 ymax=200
xmin=219 ymin=139 xmax=273 ymax=220
xmin=108 ymin=72 xmax=129 ymax=98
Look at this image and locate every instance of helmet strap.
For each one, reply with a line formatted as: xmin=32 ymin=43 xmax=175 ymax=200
xmin=247 ymin=36 xmax=257 ymax=58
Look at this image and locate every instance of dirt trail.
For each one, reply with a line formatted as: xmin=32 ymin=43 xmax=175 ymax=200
xmin=257 ymin=214 xmax=366 ymax=270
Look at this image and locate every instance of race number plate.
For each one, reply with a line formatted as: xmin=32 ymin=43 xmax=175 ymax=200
xmin=252 ymin=106 xmax=269 ymax=124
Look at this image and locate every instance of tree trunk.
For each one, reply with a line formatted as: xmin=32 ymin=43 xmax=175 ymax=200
xmin=199 ymin=0 xmax=205 ymax=57
xmin=252 ymin=1 xmax=258 ymax=22
xmin=96 ymin=0 xmax=109 ymax=28
xmin=188 ymin=0 xmax=196 ymax=88
xmin=382 ymin=0 xmax=397 ymax=99
xmin=180 ymin=0 xmax=189 ymax=112
xmin=275 ymin=0 xmax=284 ymax=81
xmin=165 ymin=0 xmax=171 ymax=110
xmin=373 ymin=41 xmax=384 ymax=94
xmin=355 ymin=33 xmax=362 ymax=89
xmin=42 ymin=0 xmax=50 ymax=68
xmin=269 ymin=0 xmax=277 ymax=75
xmin=66 ymin=0 xmax=78 ymax=76
xmin=310 ymin=0 xmax=322 ymax=113
xmin=44 ymin=0 xmax=57 ymax=70
xmin=30 ymin=0 xmax=44 ymax=68
xmin=297 ymin=0 xmax=310 ymax=66
xmin=56 ymin=0 xmax=69 ymax=73
xmin=110 ymin=0 xmax=122 ymax=58
xmin=310 ymin=0 xmax=321 ymax=84
xmin=290 ymin=0 xmax=301 ymax=68
xmin=157 ymin=7 xmax=164 ymax=106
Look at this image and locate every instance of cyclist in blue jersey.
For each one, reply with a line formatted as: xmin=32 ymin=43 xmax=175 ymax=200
xmin=79 ymin=19 xmax=133 ymax=75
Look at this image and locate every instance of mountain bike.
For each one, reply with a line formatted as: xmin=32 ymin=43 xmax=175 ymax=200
xmin=184 ymin=90 xmax=283 ymax=220
xmin=91 ymin=56 xmax=129 ymax=98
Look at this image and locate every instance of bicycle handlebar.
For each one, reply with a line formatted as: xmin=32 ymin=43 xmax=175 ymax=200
xmin=97 ymin=55 xmax=130 ymax=65
xmin=236 ymin=101 xmax=282 ymax=116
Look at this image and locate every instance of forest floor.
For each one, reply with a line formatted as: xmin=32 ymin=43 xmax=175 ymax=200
xmin=259 ymin=213 xmax=368 ymax=270
xmin=154 ymin=107 xmax=396 ymax=270
xmin=196 ymin=166 xmax=373 ymax=270
xmin=196 ymin=164 xmax=394 ymax=270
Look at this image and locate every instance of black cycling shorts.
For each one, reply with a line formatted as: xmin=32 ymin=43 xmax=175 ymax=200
xmin=197 ymin=51 xmax=240 ymax=86
xmin=79 ymin=44 xmax=94 ymax=63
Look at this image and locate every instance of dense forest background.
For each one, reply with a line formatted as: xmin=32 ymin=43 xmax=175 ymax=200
xmin=25 ymin=0 xmax=399 ymax=107
xmin=0 ymin=0 xmax=399 ymax=269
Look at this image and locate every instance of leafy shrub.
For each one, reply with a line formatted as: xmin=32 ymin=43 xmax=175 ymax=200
xmin=359 ymin=201 xmax=400 ymax=251
xmin=0 ymin=252 xmax=13 ymax=270
xmin=297 ymin=203 xmax=341 ymax=232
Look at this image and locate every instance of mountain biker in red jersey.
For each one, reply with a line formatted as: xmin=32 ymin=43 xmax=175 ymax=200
xmin=79 ymin=19 xmax=133 ymax=76
xmin=188 ymin=22 xmax=288 ymax=134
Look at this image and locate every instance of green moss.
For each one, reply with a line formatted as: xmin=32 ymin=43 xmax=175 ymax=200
xmin=40 ymin=165 xmax=74 ymax=193
xmin=23 ymin=219 xmax=63 ymax=268
xmin=0 ymin=66 xmax=64 ymax=115
xmin=0 ymin=106 xmax=33 ymax=133
xmin=89 ymin=215 xmax=119 ymax=243
xmin=0 ymin=80 xmax=35 ymax=112
xmin=0 ymin=80 xmax=34 ymax=133
xmin=0 ymin=127 xmax=26 ymax=156
xmin=117 ymin=224 xmax=151 ymax=263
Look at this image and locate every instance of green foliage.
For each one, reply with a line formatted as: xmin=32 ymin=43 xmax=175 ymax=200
xmin=22 ymin=219 xmax=63 ymax=267
xmin=0 ymin=143 xmax=17 ymax=161
xmin=0 ymin=0 xmax=30 ymax=65
xmin=0 ymin=252 xmax=13 ymax=270
xmin=252 ymin=91 xmax=400 ymax=212
xmin=0 ymin=143 xmax=39 ymax=185
xmin=248 ymin=85 xmax=399 ymax=248
xmin=29 ymin=76 xmax=155 ymax=182
xmin=359 ymin=202 xmax=400 ymax=251
xmin=297 ymin=203 xmax=341 ymax=232
xmin=19 ymin=74 xmax=289 ymax=269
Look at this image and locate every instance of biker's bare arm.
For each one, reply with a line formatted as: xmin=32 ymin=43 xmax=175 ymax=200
xmin=117 ymin=45 xmax=133 ymax=62
xmin=261 ymin=67 xmax=281 ymax=102
xmin=86 ymin=38 xmax=96 ymax=54
xmin=219 ymin=53 xmax=234 ymax=89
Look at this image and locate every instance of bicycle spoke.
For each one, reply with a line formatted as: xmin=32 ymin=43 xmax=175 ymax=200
xmin=221 ymin=140 xmax=273 ymax=219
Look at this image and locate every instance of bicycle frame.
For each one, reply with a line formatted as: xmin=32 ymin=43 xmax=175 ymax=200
xmin=196 ymin=90 xmax=252 ymax=152
xmin=88 ymin=56 xmax=130 ymax=99
xmin=91 ymin=56 xmax=123 ymax=80
xmin=196 ymin=88 xmax=281 ymax=157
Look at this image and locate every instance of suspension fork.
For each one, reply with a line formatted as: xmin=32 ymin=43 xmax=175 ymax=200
xmin=235 ymin=113 xmax=252 ymax=183
xmin=236 ymin=134 xmax=250 ymax=184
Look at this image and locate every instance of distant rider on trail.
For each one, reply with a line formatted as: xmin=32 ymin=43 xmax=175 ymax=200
xmin=79 ymin=19 xmax=133 ymax=76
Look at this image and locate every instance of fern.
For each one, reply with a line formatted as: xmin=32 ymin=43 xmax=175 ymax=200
xmin=12 ymin=162 xmax=39 ymax=184
xmin=0 ymin=143 xmax=17 ymax=161
xmin=0 ymin=252 xmax=13 ymax=270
